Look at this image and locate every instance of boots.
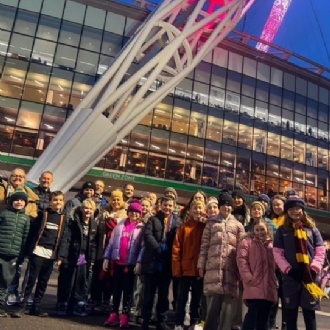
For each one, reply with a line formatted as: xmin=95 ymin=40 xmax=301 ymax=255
xmin=156 ymin=321 xmax=171 ymax=330
xmin=11 ymin=303 xmax=26 ymax=318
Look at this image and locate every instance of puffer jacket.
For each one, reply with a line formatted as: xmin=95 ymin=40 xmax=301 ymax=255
xmin=0 ymin=206 xmax=30 ymax=259
xmin=0 ymin=181 xmax=39 ymax=218
xmin=103 ymin=218 xmax=144 ymax=265
xmin=237 ymin=236 xmax=277 ymax=303
xmin=197 ymin=214 xmax=245 ymax=297
xmin=172 ymin=219 xmax=205 ymax=277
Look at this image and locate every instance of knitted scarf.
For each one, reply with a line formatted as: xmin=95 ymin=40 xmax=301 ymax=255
xmin=294 ymin=221 xmax=327 ymax=299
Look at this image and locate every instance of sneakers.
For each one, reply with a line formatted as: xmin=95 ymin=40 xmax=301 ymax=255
xmin=57 ymin=302 xmax=68 ymax=316
xmin=7 ymin=294 xmax=20 ymax=306
xmin=29 ymin=305 xmax=48 ymax=317
xmin=11 ymin=304 xmax=26 ymax=318
xmin=174 ymin=326 xmax=184 ymax=330
xmin=184 ymin=313 xmax=191 ymax=326
xmin=104 ymin=312 xmax=120 ymax=326
xmin=193 ymin=321 xmax=205 ymax=330
xmin=120 ymin=313 xmax=129 ymax=328
xmin=0 ymin=309 xmax=8 ymax=317
xmin=73 ymin=301 xmax=87 ymax=317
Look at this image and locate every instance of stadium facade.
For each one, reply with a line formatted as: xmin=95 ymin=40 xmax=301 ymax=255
xmin=1 ymin=0 xmax=330 ymax=229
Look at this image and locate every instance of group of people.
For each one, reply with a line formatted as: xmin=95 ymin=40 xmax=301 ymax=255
xmin=0 ymin=167 xmax=328 ymax=330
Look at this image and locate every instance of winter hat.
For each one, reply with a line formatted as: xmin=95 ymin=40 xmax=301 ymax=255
xmin=207 ymin=196 xmax=218 ymax=208
xmin=284 ymin=190 xmax=306 ymax=213
xmin=218 ymin=192 xmax=233 ymax=207
xmin=127 ymin=199 xmax=143 ymax=214
xmin=258 ymin=194 xmax=270 ymax=205
xmin=164 ymin=187 xmax=178 ymax=200
xmin=232 ymin=190 xmax=245 ymax=201
xmin=9 ymin=190 xmax=28 ymax=205
xmin=250 ymin=201 xmax=266 ymax=216
xmin=82 ymin=181 xmax=96 ymax=191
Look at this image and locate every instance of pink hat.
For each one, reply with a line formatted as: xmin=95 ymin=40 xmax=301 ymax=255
xmin=127 ymin=199 xmax=142 ymax=214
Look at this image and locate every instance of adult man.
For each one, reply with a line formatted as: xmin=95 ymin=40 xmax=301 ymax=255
xmin=94 ymin=180 xmax=108 ymax=211
xmin=63 ymin=181 xmax=96 ymax=220
xmin=140 ymin=196 xmax=181 ymax=330
xmin=123 ymin=183 xmax=134 ymax=209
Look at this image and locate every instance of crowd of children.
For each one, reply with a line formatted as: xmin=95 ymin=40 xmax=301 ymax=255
xmin=0 ymin=169 xmax=328 ymax=330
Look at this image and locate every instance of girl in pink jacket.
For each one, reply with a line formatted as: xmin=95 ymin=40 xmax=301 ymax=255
xmin=237 ymin=218 xmax=277 ymax=330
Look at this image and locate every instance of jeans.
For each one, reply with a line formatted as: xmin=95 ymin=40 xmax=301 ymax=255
xmin=0 ymin=255 xmax=17 ymax=310
xmin=241 ymin=299 xmax=272 ymax=330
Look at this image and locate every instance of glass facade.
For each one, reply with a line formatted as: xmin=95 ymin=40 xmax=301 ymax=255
xmin=1 ymin=0 xmax=330 ymax=210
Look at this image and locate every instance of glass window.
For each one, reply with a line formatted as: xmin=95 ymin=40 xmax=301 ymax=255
xmin=255 ymin=80 xmax=269 ymax=102
xmin=307 ymin=82 xmax=318 ymax=101
xmin=307 ymin=98 xmax=317 ymax=119
xmin=80 ymin=26 xmax=102 ymax=52
xmin=296 ymin=77 xmax=307 ymax=96
xmin=19 ymin=0 xmax=42 ymax=12
xmin=228 ymin=52 xmax=242 ymax=73
xmin=251 ymin=153 xmax=266 ymax=194
xmin=125 ymin=17 xmax=139 ymax=37
xmin=257 ymin=62 xmax=270 ymax=82
xmin=146 ymin=152 xmax=166 ymax=178
xmin=241 ymin=75 xmax=255 ymax=98
xmin=11 ymin=127 xmax=38 ymax=157
xmin=0 ymin=30 xmax=10 ymax=57
xmin=240 ymin=96 xmax=254 ymax=117
xmin=319 ymin=87 xmax=329 ymax=105
xmin=269 ymin=85 xmax=282 ymax=106
xmin=101 ymin=32 xmax=123 ymax=56
xmin=280 ymin=136 xmax=293 ymax=161
xmin=189 ymin=111 xmax=206 ymax=137
xmin=267 ymin=132 xmax=279 ymax=157
xmin=8 ymin=33 xmax=33 ymax=59
xmin=318 ymin=121 xmax=328 ymax=142
xmin=36 ymin=16 xmax=61 ymax=42
xmin=0 ymin=4 xmax=16 ymax=31
xmin=150 ymin=129 xmax=169 ymax=154
xmin=306 ymin=117 xmax=317 ymax=138
xmin=243 ymin=57 xmax=256 ymax=77
xmin=48 ymin=68 xmax=73 ymax=107
xmin=305 ymin=170 xmax=316 ymax=208
xmin=222 ymin=120 xmax=237 ymax=146
xmin=206 ymin=115 xmax=222 ymax=142
xmin=236 ymin=149 xmax=251 ymax=194
xmin=226 ymin=70 xmax=241 ymax=92
xmin=202 ymin=164 xmax=219 ymax=188
xmin=209 ymin=86 xmax=224 ymax=108
xmin=282 ymin=89 xmax=294 ymax=110
xmin=152 ymin=105 xmax=172 ymax=130
xmin=32 ymin=39 xmax=56 ymax=66
xmin=279 ymin=159 xmax=292 ymax=194
xmin=268 ymin=105 xmax=281 ymax=127
xmin=283 ymin=72 xmax=295 ymax=92
xmin=294 ymin=113 xmax=305 ymax=134
xmin=0 ymin=97 xmax=19 ymax=125
xmin=255 ymin=100 xmax=268 ymax=122
xmin=306 ymin=142 xmax=316 ymax=166
xmin=204 ymin=140 xmax=220 ymax=164
xmin=165 ymin=156 xmax=184 ymax=181
xmin=318 ymin=103 xmax=328 ymax=123
xmin=42 ymin=0 xmax=65 ymax=18
xmin=126 ymin=149 xmax=147 ymax=174
xmin=270 ymin=67 xmax=283 ymax=87
xmin=54 ymin=44 xmax=78 ymax=70
xmin=40 ymin=104 xmax=66 ymax=133
xmin=13 ymin=10 xmax=38 ymax=37
xmin=225 ymin=91 xmax=239 ymax=112
xmin=318 ymin=147 xmax=328 ymax=170
xmin=131 ymin=126 xmax=150 ymax=152
xmin=0 ymin=0 xmax=18 ymax=6
xmin=70 ymin=73 xmax=94 ymax=108
xmin=195 ymin=61 xmax=211 ymax=84
xmin=105 ymin=12 xmax=125 ymax=35
xmin=172 ymin=106 xmax=189 ymax=135
xmin=0 ymin=123 xmax=13 ymax=153
xmin=293 ymin=140 xmax=305 ymax=163
xmin=219 ymin=165 xmax=235 ymax=191
xmin=16 ymin=101 xmax=43 ymax=130
xmin=98 ymin=55 xmax=114 ymax=75
xmin=187 ymin=136 xmax=204 ymax=161
xmin=213 ymin=48 xmax=228 ymax=68
xmin=63 ymin=0 xmax=86 ymax=24
xmin=211 ymin=65 xmax=226 ymax=89
xmin=252 ymin=128 xmax=266 ymax=153
xmin=238 ymin=124 xmax=252 ymax=149
xmin=192 ymin=81 xmax=209 ymax=106
xmin=169 ymin=132 xmax=187 ymax=160
xmin=76 ymin=50 xmax=99 ymax=75
xmin=84 ymin=6 xmax=106 ymax=29
xmin=58 ymin=21 xmax=82 ymax=47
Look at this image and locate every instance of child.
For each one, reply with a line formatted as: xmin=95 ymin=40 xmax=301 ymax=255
xmin=0 ymin=191 xmax=30 ymax=317
xmin=237 ymin=219 xmax=277 ymax=330
xmin=57 ymin=198 xmax=98 ymax=317
xmin=172 ymin=200 xmax=206 ymax=330
xmin=273 ymin=192 xmax=326 ymax=330
xmin=197 ymin=192 xmax=245 ymax=330
xmin=13 ymin=191 xmax=66 ymax=318
xmin=103 ymin=200 xmax=144 ymax=328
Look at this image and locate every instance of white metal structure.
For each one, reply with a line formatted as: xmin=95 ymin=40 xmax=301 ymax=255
xmin=28 ymin=0 xmax=256 ymax=192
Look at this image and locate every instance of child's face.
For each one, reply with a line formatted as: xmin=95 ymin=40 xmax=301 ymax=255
xmin=49 ymin=195 xmax=64 ymax=212
xmin=219 ymin=204 xmax=232 ymax=217
xmin=193 ymin=192 xmax=204 ymax=202
xmin=251 ymin=205 xmax=263 ymax=219
xmin=190 ymin=204 xmax=205 ymax=221
xmin=207 ymin=203 xmax=219 ymax=217
xmin=233 ymin=196 xmax=244 ymax=207
xmin=272 ymin=199 xmax=284 ymax=216
xmin=141 ymin=200 xmax=151 ymax=214
xmin=287 ymin=207 xmax=303 ymax=222
xmin=161 ymin=200 xmax=174 ymax=216
xmin=128 ymin=211 xmax=140 ymax=222
xmin=253 ymin=223 xmax=268 ymax=241
xmin=12 ymin=199 xmax=26 ymax=210
xmin=81 ymin=205 xmax=94 ymax=219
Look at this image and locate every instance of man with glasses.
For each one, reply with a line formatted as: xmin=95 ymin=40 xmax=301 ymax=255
xmin=0 ymin=168 xmax=39 ymax=306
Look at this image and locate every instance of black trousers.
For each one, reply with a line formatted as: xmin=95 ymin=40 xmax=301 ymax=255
xmin=22 ymin=254 xmax=54 ymax=306
xmin=175 ymin=276 xmax=203 ymax=326
xmin=142 ymin=272 xmax=172 ymax=325
xmin=242 ymin=299 xmax=273 ymax=330
xmin=286 ymin=308 xmax=316 ymax=330
xmin=112 ymin=263 xmax=135 ymax=314
xmin=57 ymin=263 xmax=87 ymax=308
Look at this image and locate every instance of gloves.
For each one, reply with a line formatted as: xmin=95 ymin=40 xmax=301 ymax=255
xmin=287 ymin=268 xmax=303 ymax=282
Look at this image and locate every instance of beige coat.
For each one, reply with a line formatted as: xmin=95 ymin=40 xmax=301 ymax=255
xmin=197 ymin=214 xmax=245 ymax=297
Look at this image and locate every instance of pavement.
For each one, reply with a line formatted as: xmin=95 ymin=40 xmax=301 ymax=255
xmin=1 ymin=268 xmax=330 ymax=330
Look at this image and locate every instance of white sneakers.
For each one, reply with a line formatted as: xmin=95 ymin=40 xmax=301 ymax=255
xmin=174 ymin=326 xmax=184 ymax=330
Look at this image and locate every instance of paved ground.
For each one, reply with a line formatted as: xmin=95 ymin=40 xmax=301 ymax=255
xmin=2 ymin=268 xmax=330 ymax=330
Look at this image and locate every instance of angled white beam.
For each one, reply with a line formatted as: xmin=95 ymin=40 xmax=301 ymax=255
xmin=28 ymin=0 xmax=256 ymax=192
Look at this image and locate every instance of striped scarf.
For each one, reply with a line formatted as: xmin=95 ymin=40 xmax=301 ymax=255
xmin=294 ymin=221 xmax=327 ymax=299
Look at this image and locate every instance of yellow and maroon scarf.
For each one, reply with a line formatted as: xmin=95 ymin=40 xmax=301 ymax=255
xmin=294 ymin=221 xmax=327 ymax=299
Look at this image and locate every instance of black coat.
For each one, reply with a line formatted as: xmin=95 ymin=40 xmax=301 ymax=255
xmin=58 ymin=208 xmax=97 ymax=267
xmin=141 ymin=211 xmax=181 ymax=275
